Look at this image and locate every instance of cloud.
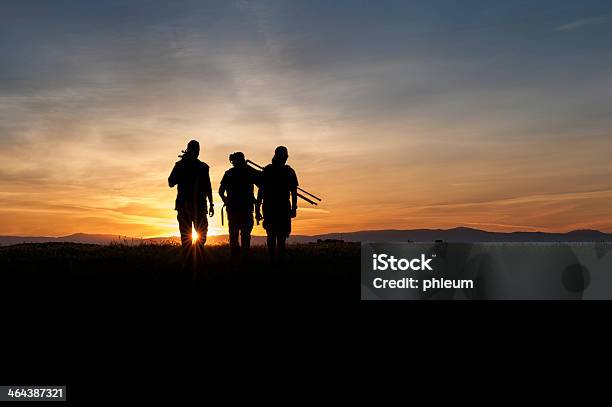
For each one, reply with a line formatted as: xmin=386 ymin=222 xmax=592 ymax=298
xmin=555 ymin=14 xmax=612 ymax=31
xmin=2 ymin=1 xmax=612 ymax=235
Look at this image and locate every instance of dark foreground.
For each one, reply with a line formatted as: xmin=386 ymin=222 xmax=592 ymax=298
xmin=2 ymin=242 xmax=360 ymax=395
xmin=0 ymin=242 xmax=360 ymax=300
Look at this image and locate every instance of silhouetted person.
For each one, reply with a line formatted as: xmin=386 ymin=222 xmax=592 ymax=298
xmin=219 ymin=152 xmax=261 ymax=262
xmin=256 ymin=146 xmax=298 ymax=264
xmin=168 ymin=140 xmax=214 ymax=254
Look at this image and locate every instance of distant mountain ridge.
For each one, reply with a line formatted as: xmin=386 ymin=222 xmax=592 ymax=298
xmin=310 ymin=227 xmax=612 ymax=243
xmin=1 ymin=227 xmax=612 ymax=246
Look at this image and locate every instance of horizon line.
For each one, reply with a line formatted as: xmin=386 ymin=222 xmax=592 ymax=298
xmin=1 ymin=226 xmax=609 ymax=240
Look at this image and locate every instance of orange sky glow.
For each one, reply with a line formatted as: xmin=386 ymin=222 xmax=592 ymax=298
xmin=2 ymin=1 xmax=612 ymax=237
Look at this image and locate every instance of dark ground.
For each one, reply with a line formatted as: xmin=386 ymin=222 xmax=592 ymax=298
xmin=0 ymin=241 xmax=362 ymax=399
xmin=0 ymin=242 xmax=360 ymax=301
xmin=0 ymin=241 xmax=578 ymax=401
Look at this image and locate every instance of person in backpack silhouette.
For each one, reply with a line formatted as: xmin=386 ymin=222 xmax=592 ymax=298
xmin=255 ymin=146 xmax=298 ymax=263
xmin=168 ymin=140 xmax=214 ymax=252
xmin=219 ymin=152 xmax=261 ymax=261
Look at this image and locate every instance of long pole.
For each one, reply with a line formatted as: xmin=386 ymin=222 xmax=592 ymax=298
xmin=246 ymin=159 xmax=322 ymax=206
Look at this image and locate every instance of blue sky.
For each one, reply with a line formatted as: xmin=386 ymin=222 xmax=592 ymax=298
xmin=1 ymin=0 xmax=612 ymax=236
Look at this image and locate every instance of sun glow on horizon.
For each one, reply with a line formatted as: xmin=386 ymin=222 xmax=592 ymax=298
xmin=191 ymin=227 xmax=199 ymax=244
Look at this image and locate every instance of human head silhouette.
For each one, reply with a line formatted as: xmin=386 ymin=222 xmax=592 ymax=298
xmin=181 ymin=140 xmax=200 ymax=159
xmin=229 ymin=151 xmax=246 ymax=167
xmin=272 ymin=146 xmax=288 ymax=165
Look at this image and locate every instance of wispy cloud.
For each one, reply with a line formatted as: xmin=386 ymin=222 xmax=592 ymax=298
xmin=555 ymin=14 xmax=612 ymax=31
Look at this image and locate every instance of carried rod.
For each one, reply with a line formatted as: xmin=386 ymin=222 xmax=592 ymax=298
xmin=297 ymin=187 xmax=322 ymax=202
xmin=297 ymin=193 xmax=317 ymax=206
xmin=246 ymin=159 xmax=322 ymax=203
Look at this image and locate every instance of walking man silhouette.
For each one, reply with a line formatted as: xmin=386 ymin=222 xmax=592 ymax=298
xmin=255 ymin=146 xmax=299 ymax=264
xmin=219 ymin=152 xmax=261 ymax=262
xmin=168 ymin=140 xmax=214 ymax=253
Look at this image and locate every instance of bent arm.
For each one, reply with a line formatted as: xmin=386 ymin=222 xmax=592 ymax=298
xmin=168 ymin=164 xmax=179 ymax=187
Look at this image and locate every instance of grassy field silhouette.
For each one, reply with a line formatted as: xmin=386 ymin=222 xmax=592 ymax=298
xmin=0 ymin=242 xmax=359 ymax=299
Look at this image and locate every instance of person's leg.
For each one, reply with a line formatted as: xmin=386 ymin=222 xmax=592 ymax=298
xmin=228 ymin=212 xmax=240 ymax=261
xmin=195 ymin=206 xmax=208 ymax=247
xmin=267 ymin=231 xmax=277 ymax=262
xmin=276 ymin=214 xmax=290 ymax=263
xmin=262 ymin=206 xmax=275 ymax=262
xmin=241 ymin=212 xmax=254 ymax=260
xmin=177 ymin=208 xmax=192 ymax=252
xmin=277 ymin=235 xmax=287 ymax=263
xmin=188 ymin=207 xmax=207 ymax=275
xmin=177 ymin=208 xmax=197 ymax=274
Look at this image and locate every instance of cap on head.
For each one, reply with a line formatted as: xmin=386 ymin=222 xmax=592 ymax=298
xmin=272 ymin=146 xmax=288 ymax=165
xmin=229 ymin=151 xmax=245 ymax=164
xmin=274 ymin=146 xmax=288 ymax=158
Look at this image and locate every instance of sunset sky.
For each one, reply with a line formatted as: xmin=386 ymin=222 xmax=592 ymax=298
xmin=1 ymin=0 xmax=612 ymax=237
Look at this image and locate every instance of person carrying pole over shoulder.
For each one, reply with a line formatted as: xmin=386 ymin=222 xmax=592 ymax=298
xmin=219 ymin=152 xmax=261 ymax=262
xmin=255 ymin=146 xmax=298 ymax=264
